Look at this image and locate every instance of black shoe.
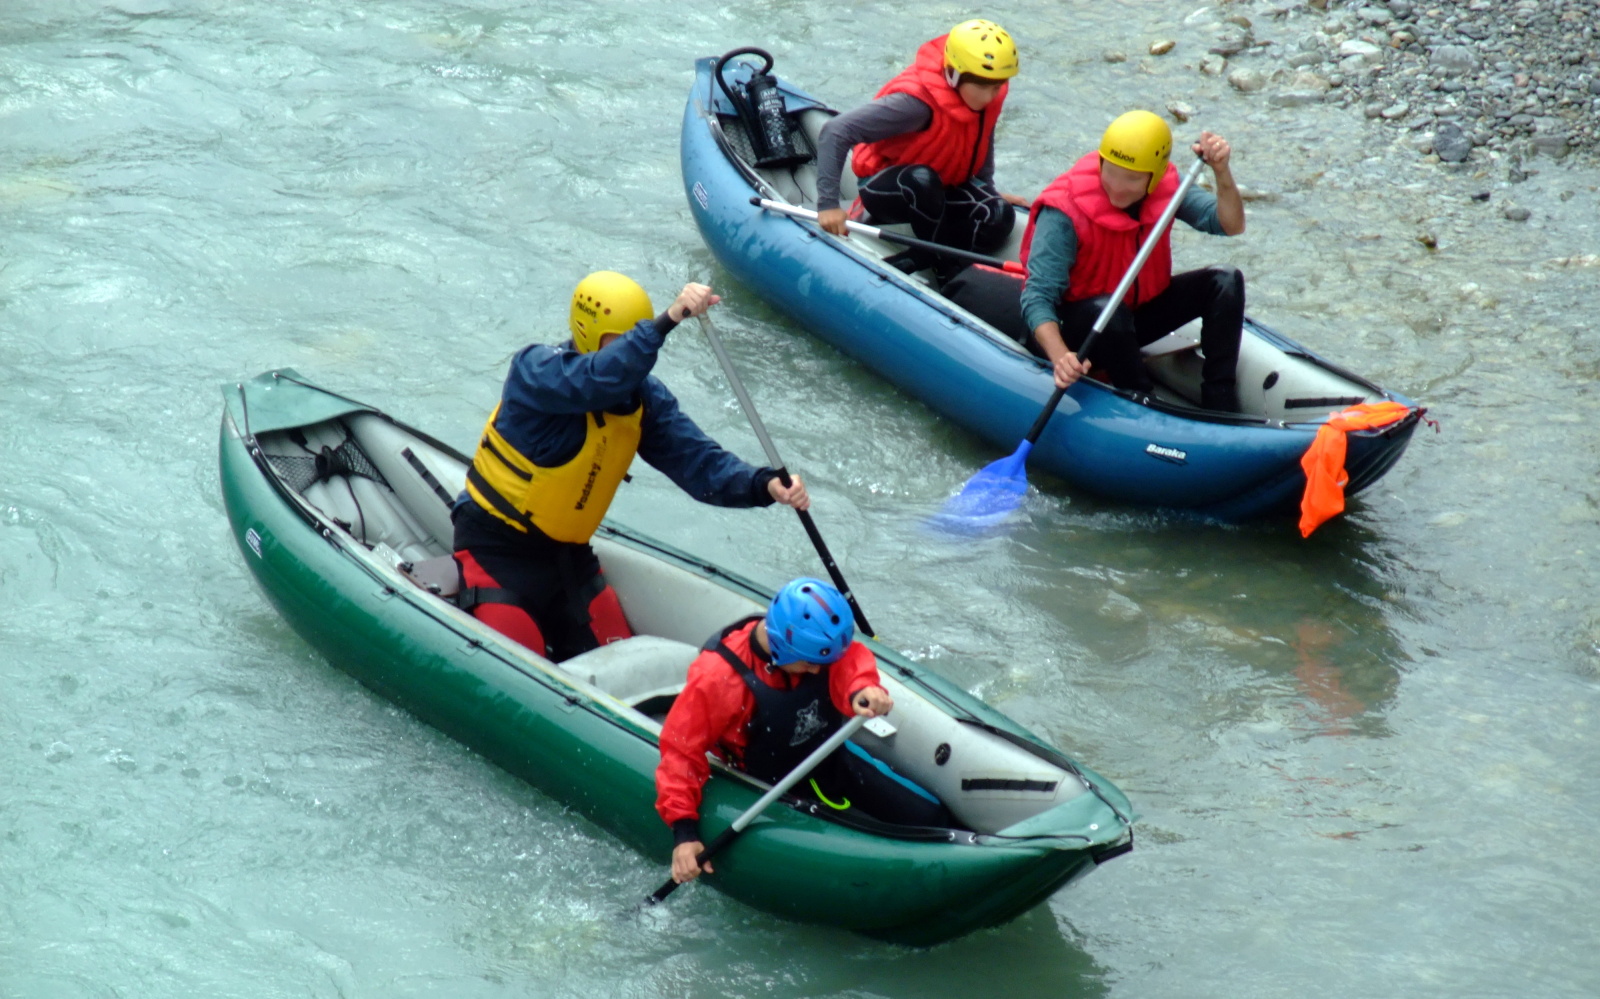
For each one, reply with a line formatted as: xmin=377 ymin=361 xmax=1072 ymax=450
xmin=1201 ymin=380 xmax=1241 ymax=413
xmin=882 ymin=250 xmax=925 ymax=274
xmin=883 ymin=251 xmax=921 ymax=275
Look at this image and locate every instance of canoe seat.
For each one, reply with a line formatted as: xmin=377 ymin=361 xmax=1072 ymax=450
xmin=1140 ymin=331 xmax=1202 ymax=358
xmin=1142 ymin=330 xmax=1205 ymax=406
xmin=563 ymin=635 xmax=699 ymax=703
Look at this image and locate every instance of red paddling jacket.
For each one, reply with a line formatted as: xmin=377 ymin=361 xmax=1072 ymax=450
xmin=655 ymin=617 xmax=881 ymax=843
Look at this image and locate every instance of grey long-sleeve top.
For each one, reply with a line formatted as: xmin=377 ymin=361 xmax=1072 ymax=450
xmin=814 ymin=93 xmax=996 ymax=212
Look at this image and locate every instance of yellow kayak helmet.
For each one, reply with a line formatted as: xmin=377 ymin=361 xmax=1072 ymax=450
xmin=1099 ymin=110 xmax=1173 ymax=194
xmin=568 ymin=271 xmax=654 ymax=353
xmin=943 ymin=19 xmax=1019 ymax=84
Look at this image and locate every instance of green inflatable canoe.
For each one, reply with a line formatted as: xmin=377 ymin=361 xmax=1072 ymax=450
xmin=218 ymin=369 xmax=1135 ymax=945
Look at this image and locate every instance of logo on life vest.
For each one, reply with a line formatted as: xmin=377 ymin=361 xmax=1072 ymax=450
xmin=575 ymin=437 xmax=608 ymax=510
xmin=1144 ymin=443 xmax=1188 ymax=464
xmin=574 ymin=462 xmax=604 ymax=509
xmin=790 ymin=699 xmax=827 ymax=747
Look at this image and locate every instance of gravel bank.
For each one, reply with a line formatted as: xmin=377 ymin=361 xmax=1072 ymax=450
xmin=1142 ymin=1 xmax=1599 ymax=170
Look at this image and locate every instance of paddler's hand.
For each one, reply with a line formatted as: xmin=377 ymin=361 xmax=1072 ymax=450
xmin=767 ymin=474 xmax=810 ymax=511
xmin=1192 ymin=130 xmax=1232 ymax=172
xmin=1032 ymin=320 xmax=1091 ymax=389
xmin=672 ymin=841 xmax=712 ymax=883
xmin=852 ymin=685 xmax=892 ymax=718
xmin=1052 ymin=350 xmax=1091 ymax=390
xmin=669 ymin=283 xmax=721 ymax=323
xmin=1001 ymin=191 xmax=1032 ymax=209
xmin=817 ymin=208 xmax=849 ymax=237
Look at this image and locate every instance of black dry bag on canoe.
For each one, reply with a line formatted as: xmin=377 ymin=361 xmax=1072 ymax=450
xmin=713 ymin=47 xmax=809 ymax=169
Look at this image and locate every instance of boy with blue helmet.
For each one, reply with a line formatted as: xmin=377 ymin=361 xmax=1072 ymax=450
xmin=656 ymin=578 xmax=952 ymax=886
xmin=764 ymin=576 xmax=856 ymax=666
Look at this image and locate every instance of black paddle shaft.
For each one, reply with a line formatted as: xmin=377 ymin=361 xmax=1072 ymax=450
xmin=779 ymin=469 xmax=872 ymax=633
xmin=695 ymin=315 xmax=874 ymax=637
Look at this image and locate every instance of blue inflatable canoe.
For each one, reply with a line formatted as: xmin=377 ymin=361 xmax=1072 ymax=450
xmin=680 ymin=53 xmax=1423 ymax=524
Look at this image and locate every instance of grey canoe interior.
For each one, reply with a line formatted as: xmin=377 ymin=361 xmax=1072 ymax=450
xmin=252 ymin=410 xmax=1098 ymax=836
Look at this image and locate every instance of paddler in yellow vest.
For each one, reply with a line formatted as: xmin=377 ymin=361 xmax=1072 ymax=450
xmin=453 ymin=274 xmax=809 ymax=661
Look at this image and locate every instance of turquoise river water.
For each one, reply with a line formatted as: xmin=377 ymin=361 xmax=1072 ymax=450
xmin=3 ymin=1 xmax=1597 ymax=997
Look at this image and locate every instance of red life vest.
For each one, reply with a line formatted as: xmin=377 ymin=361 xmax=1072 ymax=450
xmin=1020 ymin=152 xmax=1180 ymax=307
xmin=850 ymin=35 xmax=1008 ymax=186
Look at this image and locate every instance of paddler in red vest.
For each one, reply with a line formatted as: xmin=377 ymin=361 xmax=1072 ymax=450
xmin=1020 ymin=111 xmax=1247 ymax=412
xmin=814 ymin=19 xmax=1025 ymax=279
xmin=453 ymin=273 xmax=809 ymax=662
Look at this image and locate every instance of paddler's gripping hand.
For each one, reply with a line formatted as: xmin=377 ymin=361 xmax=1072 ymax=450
xmin=852 ymin=685 xmax=893 ymax=718
xmin=1031 ymin=320 xmax=1091 ymax=390
xmin=1052 ymin=350 xmax=1090 ymax=390
xmin=668 ymin=283 xmax=721 ymax=323
xmin=767 ymin=474 xmax=810 ymax=511
xmin=818 ymin=208 xmax=849 ymax=236
xmin=1192 ymin=130 xmax=1232 ymax=171
xmin=672 ymin=841 xmax=712 ymax=883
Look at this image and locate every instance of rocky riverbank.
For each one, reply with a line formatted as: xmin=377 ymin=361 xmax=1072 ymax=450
xmin=1138 ymin=0 xmax=1598 ymax=171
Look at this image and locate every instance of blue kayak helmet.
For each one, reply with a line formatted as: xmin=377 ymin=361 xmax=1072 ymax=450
xmin=765 ymin=577 xmax=855 ymax=666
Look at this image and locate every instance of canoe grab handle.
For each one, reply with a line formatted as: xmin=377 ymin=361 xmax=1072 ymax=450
xmin=1091 ymin=838 xmax=1134 ymax=865
xmin=1283 ymin=396 xmax=1367 ymax=410
xmin=960 ymin=778 xmax=1059 ymax=794
xmin=713 ymin=48 xmax=808 ymax=169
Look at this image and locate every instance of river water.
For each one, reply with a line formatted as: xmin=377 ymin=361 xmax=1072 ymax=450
xmin=3 ymin=1 xmax=1597 ymax=996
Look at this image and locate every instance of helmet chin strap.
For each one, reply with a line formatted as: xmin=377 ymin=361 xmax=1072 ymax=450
xmin=944 ymin=65 xmax=961 ymax=90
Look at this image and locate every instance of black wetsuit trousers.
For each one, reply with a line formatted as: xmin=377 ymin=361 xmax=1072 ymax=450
xmin=858 ymin=164 xmax=1015 ymax=274
xmin=1045 ymin=265 xmax=1245 ymax=409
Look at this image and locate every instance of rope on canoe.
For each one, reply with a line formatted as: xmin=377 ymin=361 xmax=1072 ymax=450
xmin=265 ymin=424 xmax=391 ymax=494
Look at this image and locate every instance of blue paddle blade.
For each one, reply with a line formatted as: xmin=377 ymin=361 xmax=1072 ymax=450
xmin=935 ymin=442 xmax=1034 ymax=528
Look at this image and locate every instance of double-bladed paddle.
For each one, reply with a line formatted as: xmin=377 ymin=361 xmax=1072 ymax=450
xmin=937 ymin=154 xmax=1209 ymax=528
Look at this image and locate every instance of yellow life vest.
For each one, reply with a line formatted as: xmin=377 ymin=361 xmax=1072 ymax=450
xmin=465 ymin=402 xmax=643 ymax=543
